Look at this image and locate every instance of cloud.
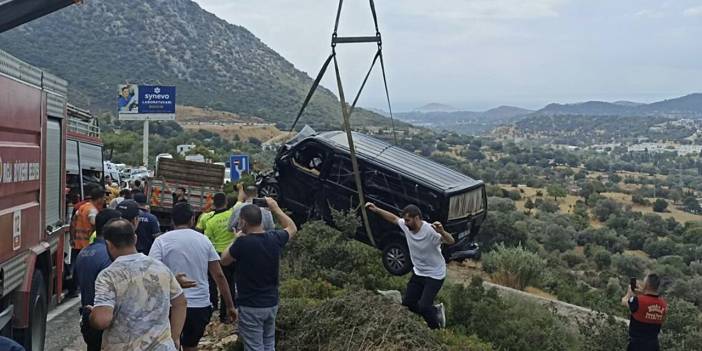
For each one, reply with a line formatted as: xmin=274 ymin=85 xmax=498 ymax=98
xmin=397 ymin=0 xmax=564 ymax=21
xmin=683 ymin=6 xmax=702 ymax=17
xmin=633 ymin=9 xmax=663 ymax=19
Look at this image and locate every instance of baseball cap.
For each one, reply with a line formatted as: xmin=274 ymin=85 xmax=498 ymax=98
xmin=117 ymin=200 xmax=140 ymax=221
xmin=133 ymin=192 xmax=147 ymax=205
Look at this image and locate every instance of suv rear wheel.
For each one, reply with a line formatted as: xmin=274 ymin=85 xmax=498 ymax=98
xmin=382 ymin=240 xmax=412 ymax=276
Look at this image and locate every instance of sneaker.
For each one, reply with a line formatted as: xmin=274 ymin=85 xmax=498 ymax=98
xmin=435 ymin=303 xmax=446 ymax=329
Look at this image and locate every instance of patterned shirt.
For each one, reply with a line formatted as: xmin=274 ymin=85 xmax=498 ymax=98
xmin=94 ymin=253 xmax=183 ymax=351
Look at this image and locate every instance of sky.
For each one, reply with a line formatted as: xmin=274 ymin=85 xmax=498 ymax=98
xmin=194 ymin=0 xmax=702 ymax=112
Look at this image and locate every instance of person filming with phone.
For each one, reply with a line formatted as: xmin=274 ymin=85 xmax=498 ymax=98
xmin=621 ymin=273 xmax=667 ymax=351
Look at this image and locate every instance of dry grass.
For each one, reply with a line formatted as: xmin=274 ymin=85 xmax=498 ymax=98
xmin=600 ymin=192 xmax=702 ymax=224
xmin=176 ymin=105 xmax=262 ymax=123
xmin=498 ymin=184 xmax=702 ymax=225
xmin=181 ymin=123 xmax=284 ymax=142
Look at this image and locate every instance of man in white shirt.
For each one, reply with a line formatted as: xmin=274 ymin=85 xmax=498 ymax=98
xmin=150 ymin=203 xmax=237 ymax=351
xmin=365 ymin=202 xmax=455 ymax=329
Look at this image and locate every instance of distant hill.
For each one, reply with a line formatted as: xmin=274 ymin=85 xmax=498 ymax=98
xmin=482 ymin=105 xmax=534 ymax=120
xmin=533 ymin=94 xmax=702 ymax=118
xmin=613 ymin=100 xmax=644 ymax=107
xmin=414 ymin=103 xmax=459 ymax=113
xmin=0 ymin=0 xmax=398 ymax=130
xmin=396 ymin=105 xmax=533 ymax=135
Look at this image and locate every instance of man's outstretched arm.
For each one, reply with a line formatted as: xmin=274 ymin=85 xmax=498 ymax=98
xmin=365 ymin=202 xmax=400 ymax=224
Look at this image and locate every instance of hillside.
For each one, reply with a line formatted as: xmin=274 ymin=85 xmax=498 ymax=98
xmin=534 ymin=93 xmax=702 ymax=118
xmin=0 ymin=0 xmax=396 ymax=129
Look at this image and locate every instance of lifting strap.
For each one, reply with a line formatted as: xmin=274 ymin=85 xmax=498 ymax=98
xmin=288 ymin=0 xmax=400 ymax=248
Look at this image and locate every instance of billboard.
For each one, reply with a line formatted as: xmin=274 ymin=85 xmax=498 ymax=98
xmin=230 ymin=155 xmax=250 ymax=182
xmin=117 ymin=84 xmax=176 ymax=121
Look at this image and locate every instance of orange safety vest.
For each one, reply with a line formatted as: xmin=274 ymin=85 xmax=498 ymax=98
xmin=72 ymin=202 xmax=97 ymax=249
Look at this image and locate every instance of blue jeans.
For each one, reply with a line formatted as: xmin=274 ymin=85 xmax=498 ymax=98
xmin=238 ymin=305 xmax=279 ymax=351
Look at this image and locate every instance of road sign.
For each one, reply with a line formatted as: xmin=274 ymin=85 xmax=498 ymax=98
xmin=230 ymin=155 xmax=250 ymax=182
xmin=117 ymin=84 xmax=176 ymax=121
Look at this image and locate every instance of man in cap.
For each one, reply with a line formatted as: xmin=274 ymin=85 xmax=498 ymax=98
xmin=133 ymin=192 xmax=161 ymax=254
xmin=74 ymin=209 xmax=122 ymax=351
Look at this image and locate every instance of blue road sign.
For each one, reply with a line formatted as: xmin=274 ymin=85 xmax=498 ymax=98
xmin=230 ymin=155 xmax=250 ymax=182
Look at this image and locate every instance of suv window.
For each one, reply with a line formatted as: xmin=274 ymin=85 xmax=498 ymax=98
xmin=366 ymin=167 xmax=440 ymax=214
xmin=292 ymin=143 xmax=327 ymax=176
xmin=327 ymin=156 xmax=357 ymax=189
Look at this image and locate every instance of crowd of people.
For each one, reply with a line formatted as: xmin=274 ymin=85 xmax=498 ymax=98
xmin=66 ymin=180 xmax=298 ymax=351
xmin=61 ymin=177 xmax=668 ymax=351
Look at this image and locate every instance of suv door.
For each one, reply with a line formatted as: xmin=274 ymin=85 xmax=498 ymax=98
xmin=321 ymin=155 xmax=362 ymax=229
xmin=277 ymin=141 xmax=329 ymax=217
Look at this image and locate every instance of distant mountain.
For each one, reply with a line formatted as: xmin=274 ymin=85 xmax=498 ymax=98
xmin=482 ymin=106 xmax=534 ymax=120
xmin=414 ymin=103 xmax=459 ymax=113
xmin=538 ymin=101 xmax=630 ymax=116
xmin=396 ymin=105 xmax=533 ymax=135
xmin=640 ymin=93 xmax=702 ymax=116
xmin=532 ymin=94 xmax=702 ymax=118
xmin=0 ymin=0 xmax=397 ymax=130
xmin=613 ymin=101 xmax=644 ymax=107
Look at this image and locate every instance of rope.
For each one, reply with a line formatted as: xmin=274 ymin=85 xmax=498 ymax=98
xmin=369 ymin=0 xmax=380 ymax=34
xmin=334 ymin=0 xmax=344 ymax=34
xmin=333 ymin=55 xmax=377 ymax=248
xmin=289 ymin=53 xmax=335 ymax=132
xmin=349 ymin=49 xmax=381 ymax=116
xmin=378 ymin=52 xmax=398 ymax=145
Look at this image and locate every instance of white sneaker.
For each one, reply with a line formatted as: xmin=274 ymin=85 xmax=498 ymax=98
xmin=435 ymin=303 xmax=446 ymax=328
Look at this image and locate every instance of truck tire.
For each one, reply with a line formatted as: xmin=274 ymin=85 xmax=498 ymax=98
xmin=13 ymin=270 xmax=47 ymax=351
xmin=382 ymin=241 xmax=413 ymax=276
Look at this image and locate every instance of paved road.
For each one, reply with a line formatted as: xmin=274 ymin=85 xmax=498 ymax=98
xmin=46 ymin=297 xmax=84 ymax=351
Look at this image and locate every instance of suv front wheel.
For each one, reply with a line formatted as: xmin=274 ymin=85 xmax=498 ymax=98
xmin=382 ymin=240 xmax=412 ymax=276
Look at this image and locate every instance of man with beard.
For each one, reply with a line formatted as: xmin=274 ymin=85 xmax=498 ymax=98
xmin=365 ymin=202 xmax=454 ymax=329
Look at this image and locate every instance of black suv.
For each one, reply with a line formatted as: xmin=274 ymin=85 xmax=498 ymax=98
xmin=258 ymin=128 xmax=487 ymax=275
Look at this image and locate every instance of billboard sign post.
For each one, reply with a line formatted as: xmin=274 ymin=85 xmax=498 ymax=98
xmin=230 ymin=155 xmax=250 ymax=182
xmin=117 ymin=84 xmax=176 ymax=167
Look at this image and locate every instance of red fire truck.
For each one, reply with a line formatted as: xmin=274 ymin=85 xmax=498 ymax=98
xmin=0 ymin=48 xmax=72 ymax=350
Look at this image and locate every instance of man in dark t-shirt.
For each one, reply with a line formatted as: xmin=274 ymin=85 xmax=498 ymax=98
xmin=621 ymin=273 xmax=667 ymax=351
xmin=221 ymin=198 xmax=297 ymax=351
xmin=133 ymin=193 xmax=161 ymax=254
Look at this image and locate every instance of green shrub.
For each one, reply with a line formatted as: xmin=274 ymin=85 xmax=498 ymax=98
xmin=443 ymin=278 xmax=577 ymax=351
xmin=660 ymin=298 xmax=702 ymax=351
xmin=482 ymin=244 xmax=545 ymax=290
xmin=576 ymin=312 xmax=628 ymax=351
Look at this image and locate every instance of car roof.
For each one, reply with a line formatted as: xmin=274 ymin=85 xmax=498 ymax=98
xmin=305 ymin=131 xmax=483 ymax=193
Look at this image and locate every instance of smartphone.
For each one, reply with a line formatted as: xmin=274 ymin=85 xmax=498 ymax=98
xmin=252 ymin=198 xmax=268 ymax=207
xmin=630 ymin=277 xmax=637 ymax=291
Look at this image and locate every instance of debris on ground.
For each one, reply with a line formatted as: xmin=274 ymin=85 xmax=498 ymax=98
xmin=198 ymin=312 xmax=238 ymax=351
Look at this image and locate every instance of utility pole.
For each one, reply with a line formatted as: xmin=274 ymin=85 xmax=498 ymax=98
xmin=143 ymin=119 xmax=149 ymax=167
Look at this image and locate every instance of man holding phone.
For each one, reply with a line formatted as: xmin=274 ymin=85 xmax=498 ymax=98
xmin=228 ymin=185 xmax=274 ymax=233
xmin=621 ymin=273 xmax=668 ymax=351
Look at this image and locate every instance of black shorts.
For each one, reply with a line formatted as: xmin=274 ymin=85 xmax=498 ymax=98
xmin=181 ymin=306 xmax=214 ymax=347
